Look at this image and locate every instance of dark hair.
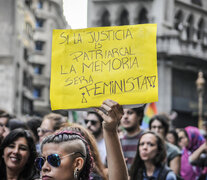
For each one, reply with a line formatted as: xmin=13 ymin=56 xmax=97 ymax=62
xmin=0 ymin=109 xmax=12 ymax=119
xmin=41 ymin=130 xmax=93 ymax=180
xmin=130 ymin=131 xmax=166 ymax=180
xmin=27 ymin=117 xmax=42 ymax=142
xmin=7 ymin=119 xmax=28 ymax=131
xmin=0 ymin=129 xmax=38 ymax=180
xmin=0 ymin=109 xmax=13 ymax=126
xmin=167 ymin=130 xmax=179 ymax=146
xmin=87 ymin=111 xmax=104 ymax=126
xmin=149 ymin=114 xmax=169 ymax=135
xmin=132 ymin=105 xmax=145 ymax=125
xmin=178 ymin=129 xmax=188 ymax=143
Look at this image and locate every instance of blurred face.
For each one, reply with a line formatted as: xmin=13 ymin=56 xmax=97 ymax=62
xmin=178 ymin=131 xmax=189 ymax=149
xmin=0 ymin=117 xmax=8 ymax=126
xmin=3 ymin=137 xmax=30 ymax=172
xmin=0 ymin=117 xmax=9 ymax=138
xmin=166 ymin=133 xmax=175 ymax=145
xmin=121 ymin=109 xmax=140 ymax=132
xmin=41 ymin=143 xmax=75 ymax=180
xmin=150 ymin=120 xmax=165 ymax=138
xmin=38 ymin=119 xmax=54 ymax=142
xmin=139 ymin=133 xmax=158 ymax=162
xmin=85 ymin=113 xmax=102 ymax=138
xmin=0 ymin=122 xmax=5 ymax=139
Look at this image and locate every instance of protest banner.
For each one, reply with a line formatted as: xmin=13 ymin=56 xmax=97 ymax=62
xmin=50 ymin=24 xmax=158 ymax=110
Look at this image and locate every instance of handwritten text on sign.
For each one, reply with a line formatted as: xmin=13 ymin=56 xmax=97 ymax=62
xmin=50 ymin=24 xmax=158 ymax=110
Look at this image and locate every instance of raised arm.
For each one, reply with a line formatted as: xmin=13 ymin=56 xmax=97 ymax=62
xmin=95 ymin=99 xmax=128 ymax=180
xmin=189 ymin=141 xmax=207 ymax=165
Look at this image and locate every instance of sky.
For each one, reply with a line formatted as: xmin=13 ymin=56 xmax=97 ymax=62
xmin=63 ymin=0 xmax=88 ymax=29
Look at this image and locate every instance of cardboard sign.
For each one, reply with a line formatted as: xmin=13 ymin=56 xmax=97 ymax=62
xmin=50 ymin=24 xmax=158 ymax=110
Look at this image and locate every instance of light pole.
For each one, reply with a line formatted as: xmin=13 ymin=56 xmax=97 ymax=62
xmin=196 ymin=71 xmax=205 ymax=129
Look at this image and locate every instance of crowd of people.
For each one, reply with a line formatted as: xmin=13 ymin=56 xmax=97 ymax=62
xmin=0 ymin=100 xmax=207 ymax=180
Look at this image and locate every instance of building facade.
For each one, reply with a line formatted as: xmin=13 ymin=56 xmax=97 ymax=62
xmin=87 ymin=0 xmax=207 ymax=127
xmin=0 ymin=0 xmax=67 ymax=118
xmin=0 ymin=0 xmax=35 ymax=117
xmin=32 ymin=0 xmax=67 ymax=116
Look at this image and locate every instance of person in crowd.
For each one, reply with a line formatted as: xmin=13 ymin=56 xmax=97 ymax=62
xmin=38 ymin=113 xmax=66 ymax=143
xmin=0 ymin=109 xmax=13 ymax=139
xmin=130 ymin=131 xmax=177 ymax=180
xmin=120 ymin=105 xmax=145 ymax=170
xmin=37 ymin=130 xmax=93 ymax=180
xmin=27 ymin=117 xmax=42 ymax=153
xmin=0 ymin=121 xmax=5 ymax=145
xmin=60 ymin=123 xmax=108 ymax=180
xmin=35 ymin=99 xmax=128 ymax=180
xmin=149 ymin=114 xmax=181 ymax=175
xmin=189 ymin=140 xmax=207 ymax=180
xmin=0 ymin=128 xmax=38 ymax=180
xmin=166 ymin=130 xmax=179 ymax=147
xmin=178 ymin=126 xmax=205 ymax=180
xmin=84 ymin=111 xmax=107 ymax=165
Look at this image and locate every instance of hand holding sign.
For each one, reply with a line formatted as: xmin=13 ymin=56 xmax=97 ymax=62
xmin=95 ymin=99 xmax=124 ymax=131
xmin=50 ymin=24 xmax=158 ymax=110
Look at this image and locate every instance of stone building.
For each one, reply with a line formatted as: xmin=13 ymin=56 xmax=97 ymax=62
xmin=87 ymin=0 xmax=207 ymax=127
xmin=32 ymin=0 xmax=67 ymax=116
xmin=0 ymin=0 xmax=66 ymax=117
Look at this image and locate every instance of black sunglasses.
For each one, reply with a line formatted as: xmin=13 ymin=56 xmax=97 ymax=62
xmin=35 ymin=152 xmax=84 ymax=171
xmin=84 ymin=119 xmax=98 ymax=126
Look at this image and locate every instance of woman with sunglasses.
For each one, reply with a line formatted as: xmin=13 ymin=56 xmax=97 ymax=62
xmin=64 ymin=123 xmax=108 ymax=180
xmin=0 ymin=128 xmax=38 ymax=180
xmin=35 ymin=99 xmax=128 ymax=180
xmin=36 ymin=130 xmax=93 ymax=180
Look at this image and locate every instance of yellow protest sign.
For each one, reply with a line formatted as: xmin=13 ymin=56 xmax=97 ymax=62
xmin=50 ymin=24 xmax=158 ymax=110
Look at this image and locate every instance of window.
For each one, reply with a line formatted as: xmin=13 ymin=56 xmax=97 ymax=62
xmin=22 ymin=95 xmax=33 ymax=115
xmin=174 ymin=10 xmax=183 ymax=31
xmin=34 ymin=64 xmax=43 ymax=74
xmin=23 ymin=71 xmax=33 ymax=90
xmin=38 ymin=0 xmax=43 ymax=9
xmin=24 ymin=48 xmax=29 ymax=61
xmin=35 ymin=41 xmax=45 ymax=51
xmin=120 ymin=9 xmax=129 ymax=25
xmin=137 ymin=8 xmax=149 ymax=24
xmin=23 ymin=71 xmax=27 ymax=87
xmin=186 ymin=15 xmax=194 ymax=41
xmin=33 ymin=87 xmax=42 ymax=98
xmin=36 ymin=18 xmax=45 ymax=28
xmin=101 ymin=10 xmax=111 ymax=26
xmin=197 ymin=18 xmax=204 ymax=40
xmin=25 ymin=0 xmax=32 ymax=8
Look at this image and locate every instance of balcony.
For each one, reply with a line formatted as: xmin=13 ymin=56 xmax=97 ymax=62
xmin=157 ymin=31 xmax=207 ymax=61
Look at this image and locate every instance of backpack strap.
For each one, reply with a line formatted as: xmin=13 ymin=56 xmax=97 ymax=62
xmin=157 ymin=165 xmax=172 ymax=180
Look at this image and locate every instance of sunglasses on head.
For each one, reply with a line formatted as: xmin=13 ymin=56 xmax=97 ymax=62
xmin=35 ymin=152 xmax=85 ymax=171
xmin=84 ymin=119 xmax=98 ymax=126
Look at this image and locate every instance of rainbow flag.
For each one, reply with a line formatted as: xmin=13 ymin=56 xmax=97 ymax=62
xmin=141 ymin=102 xmax=158 ymax=129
